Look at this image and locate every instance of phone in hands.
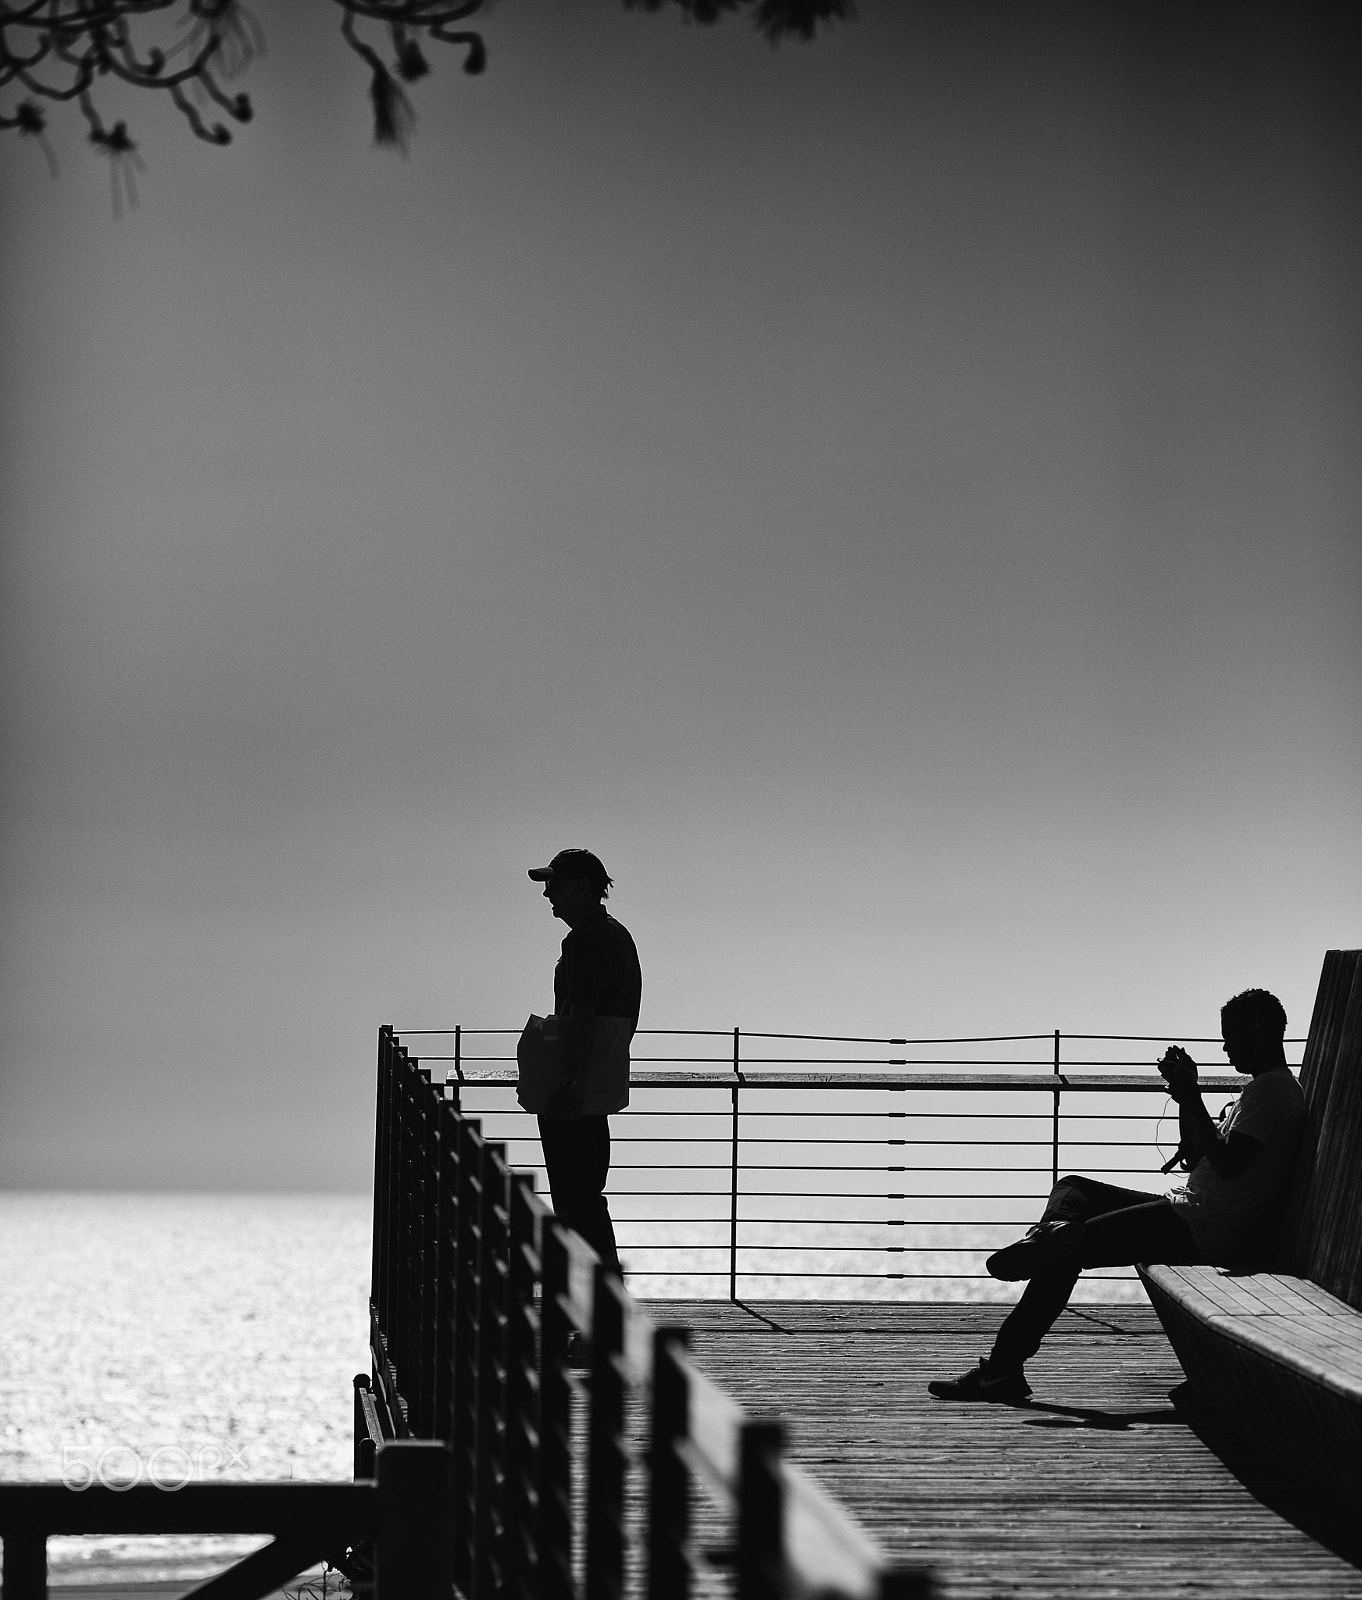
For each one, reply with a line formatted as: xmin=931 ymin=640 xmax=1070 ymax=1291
xmin=1157 ymin=1044 xmax=1199 ymax=1104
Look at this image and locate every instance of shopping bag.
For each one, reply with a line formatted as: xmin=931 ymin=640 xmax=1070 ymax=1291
xmin=516 ymin=1014 xmax=563 ymax=1112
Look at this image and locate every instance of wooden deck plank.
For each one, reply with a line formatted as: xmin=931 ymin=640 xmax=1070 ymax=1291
xmin=640 ymin=1300 xmax=1362 ymax=1599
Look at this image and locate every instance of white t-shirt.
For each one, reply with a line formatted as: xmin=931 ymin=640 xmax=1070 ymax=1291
xmin=1167 ymin=1067 xmax=1307 ymax=1261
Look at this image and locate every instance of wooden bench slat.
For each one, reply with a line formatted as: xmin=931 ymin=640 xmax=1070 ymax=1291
xmin=1143 ymin=1275 xmax=1362 ymax=1388
xmin=1142 ymin=1264 xmax=1240 ymax=1320
xmin=1272 ymin=1315 xmax=1362 ymax=1361
xmin=1218 ymin=1317 xmax=1362 ymax=1385
xmin=1148 ymin=1266 xmax=1359 ymax=1320
xmin=1276 ymin=1276 xmax=1362 ymax=1315
xmin=1229 ymin=1275 xmax=1320 ymax=1317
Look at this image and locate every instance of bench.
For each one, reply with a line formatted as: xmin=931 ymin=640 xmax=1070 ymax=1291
xmin=1138 ymin=947 xmax=1362 ymax=1512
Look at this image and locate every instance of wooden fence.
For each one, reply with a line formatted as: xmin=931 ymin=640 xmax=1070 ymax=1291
xmin=0 ymin=1447 xmax=447 ymax=1600
xmin=362 ymin=1025 xmax=933 ymax=1599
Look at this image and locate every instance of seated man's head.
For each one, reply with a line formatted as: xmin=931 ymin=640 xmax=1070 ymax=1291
xmin=1220 ymin=988 xmax=1288 ymax=1074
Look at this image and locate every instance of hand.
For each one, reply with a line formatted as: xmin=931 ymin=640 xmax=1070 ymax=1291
xmin=1160 ymin=1140 xmax=1202 ymax=1174
xmin=1158 ymin=1045 xmax=1199 ymax=1102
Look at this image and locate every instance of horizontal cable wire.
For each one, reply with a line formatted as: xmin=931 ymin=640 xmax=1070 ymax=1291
xmin=399 ymin=1023 xmax=1271 ymax=1296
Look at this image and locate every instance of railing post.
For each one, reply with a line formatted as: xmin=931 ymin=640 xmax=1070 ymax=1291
xmin=432 ymin=1093 xmax=459 ymax=1446
xmin=473 ymin=1142 xmax=511 ymax=1600
xmin=392 ymin=1050 xmax=420 ymax=1438
xmin=737 ymin=1420 xmax=785 ymax=1600
xmin=536 ymin=1222 xmax=577 ymax=1600
xmin=648 ymin=1327 xmax=691 ymax=1600
xmin=586 ymin=1264 xmax=628 ymax=1600
xmin=451 ymin=1022 xmax=462 ymax=1111
xmin=451 ymin=1115 xmax=484 ymax=1594
xmin=730 ymin=1026 xmax=742 ymax=1303
xmin=375 ymin=1438 xmax=453 ymax=1600
xmin=879 ymin=1569 xmax=936 ymax=1599
xmin=372 ymin=1028 xmax=394 ymax=1408
xmin=354 ymin=1372 xmax=377 ymax=1481
xmin=2 ymin=1526 xmax=47 ymax=1600
xmin=502 ymin=1173 xmax=543 ymax=1600
xmin=1052 ymin=1029 xmax=1062 ymax=1190
xmin=415 ymin=1064 xmax=438 ymax=1438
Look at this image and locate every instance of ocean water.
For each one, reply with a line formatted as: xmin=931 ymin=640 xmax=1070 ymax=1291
xmin=0 ymin=1190 xmax=1145 ymax=1585
xmin=1 ymin=1193 xmax=370 ymax=1586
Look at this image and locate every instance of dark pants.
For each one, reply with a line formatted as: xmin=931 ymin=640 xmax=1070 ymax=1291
xmin=537 ymin=1114 xmax=621 ymax=1273
xmin=989 ymin=1175 xmax=1205 ymax=1371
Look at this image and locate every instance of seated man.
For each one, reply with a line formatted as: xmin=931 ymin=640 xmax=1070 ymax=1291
xmin=929 ymin=987 xmax=1307 ymax=1403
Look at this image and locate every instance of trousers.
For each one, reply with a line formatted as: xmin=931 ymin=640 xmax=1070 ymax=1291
xmin=989 ymin=1175 xmax=1205 ymax=1370
xmin=537 ymin=1113 xmax=621 ymax=1273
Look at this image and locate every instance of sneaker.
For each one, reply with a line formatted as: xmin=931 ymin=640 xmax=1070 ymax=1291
xmin=986 ymin=1219 xmax=1079 ymax=1281
xmin=927 ymin=1359 xmax=1031 ymax=1404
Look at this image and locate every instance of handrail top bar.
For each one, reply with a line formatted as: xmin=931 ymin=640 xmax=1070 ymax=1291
xmin=0 ymin=1479 xmax=373 ymax=1538
xmin=392 ymin=1025 xmax=1303 ymax=1044
xmin=439 ymin=1068 xmax=1251 ymax=1091
xmin=423 ymin=1052 xmax=1266 ymax=1063
xmin=781 ymin=1456 xmax=889 ymax=1584
xmin=402 ymin=1028 xmax=1062 ymax=1043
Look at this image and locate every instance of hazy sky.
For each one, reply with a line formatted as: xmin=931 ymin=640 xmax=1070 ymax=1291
xmin=2 ymin=2 xmax=1358 ymax=1188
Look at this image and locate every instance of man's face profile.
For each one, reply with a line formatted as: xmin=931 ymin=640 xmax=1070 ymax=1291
xmin=543 ymin=872 xmax=595 ymax=922
xmin=1221 ymin=1020 xmax=1266 ymax=1074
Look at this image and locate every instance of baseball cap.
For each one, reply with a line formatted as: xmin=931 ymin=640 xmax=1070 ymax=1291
xmin=527 ymin=848 xmax=611 ymax=891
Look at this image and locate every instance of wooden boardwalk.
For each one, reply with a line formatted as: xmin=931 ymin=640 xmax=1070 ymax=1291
xmin=42 ymin=1303 xmax=1362 ymax=1598
xmin=648 ymin=1300 xmax=1362 ymax=1600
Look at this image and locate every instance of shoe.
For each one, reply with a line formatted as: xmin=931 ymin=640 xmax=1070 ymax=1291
xmin=986 ymin=1219 xmax=1079 ymax=1281
xmin=928 ymin=1359 xmax=1031 ymax=1404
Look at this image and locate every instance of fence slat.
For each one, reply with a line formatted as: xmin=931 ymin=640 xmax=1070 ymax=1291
xmin=1 ymin=1527 xmax=46 ymax=1600
xmin=586 ymin=1265 xmax=629 ymax=1600
xmin=177 ymin=1533 xmax=320 ymax=1600
xmin=737 ymin=1421 xmax=785 ymax=1600
xmin=502 ymin=1172 xmax=545 ymax=1600
xmin=473 ymin=1141 xmax=511 ymax=1600
xmin=432 ymin=1090 xmax=458 ymax=1444
xmin=375 ymin=1440 xmax=452 ymax=1600
xmin=536 ymin=1221 xmax=577 ymax=1600
xmin=450 ymin=1113 xmax=483 ymax=1592
xmin=648 ymin=1327 xmax=692 ymax=1600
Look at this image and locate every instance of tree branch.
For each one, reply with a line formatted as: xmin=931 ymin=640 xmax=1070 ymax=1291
xmin=1 ymin=0 xmax=851 ymax=184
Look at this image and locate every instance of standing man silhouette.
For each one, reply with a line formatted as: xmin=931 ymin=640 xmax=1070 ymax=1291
xmin=527 ymin=848 xmax=641 ymax=1277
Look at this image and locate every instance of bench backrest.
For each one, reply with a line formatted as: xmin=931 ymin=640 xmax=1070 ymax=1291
xmin=1278 ymin=948 xmax=1362 ymax=1309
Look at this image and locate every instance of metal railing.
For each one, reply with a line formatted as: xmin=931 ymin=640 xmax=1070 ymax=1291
xmin=395 ymin=1026 xmax=1303 ymax=1300
xmin=366 ymin=1027 xmax=932 ymax=1600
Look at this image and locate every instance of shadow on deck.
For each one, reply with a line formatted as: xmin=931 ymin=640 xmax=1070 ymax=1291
xmin=647 ymin=1300 xmax=1362 ymax=1600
